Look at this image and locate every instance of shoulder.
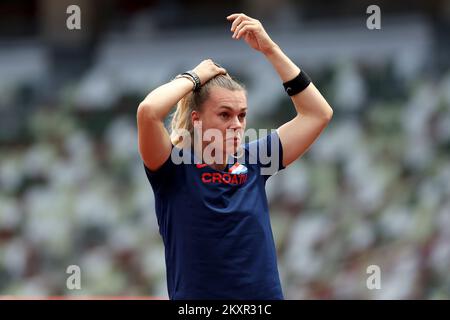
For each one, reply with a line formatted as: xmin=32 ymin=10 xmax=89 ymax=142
xmin=243 ymin=130 xmax=285 ymax=179
xmin=143 ymin=144 xmax=191 ymax=192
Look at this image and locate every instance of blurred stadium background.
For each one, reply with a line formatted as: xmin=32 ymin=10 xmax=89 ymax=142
xmin=1 ymin=0 xmax=450 ymax=299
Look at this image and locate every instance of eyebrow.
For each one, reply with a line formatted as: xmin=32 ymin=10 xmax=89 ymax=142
xmin=218 ymin=106 xmax=247 ymax=112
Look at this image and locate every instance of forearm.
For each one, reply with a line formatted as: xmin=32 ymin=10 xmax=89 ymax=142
xmin=138 ymin=77 xmax=193 ymax=121
xmin=264 ymin=46 xmax=333 ymax=120
xmin=264 ymin=45 xmax=300 ymax=82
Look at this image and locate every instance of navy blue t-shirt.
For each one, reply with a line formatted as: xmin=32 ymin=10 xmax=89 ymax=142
xmin=144 ymin=130 xmax=285 ymax=300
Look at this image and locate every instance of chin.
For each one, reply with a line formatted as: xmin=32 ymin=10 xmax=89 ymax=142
xmin=225 ymin=142 xmax=241 ymax=155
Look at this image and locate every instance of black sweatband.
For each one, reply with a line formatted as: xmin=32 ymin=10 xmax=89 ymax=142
xmin=283 ymin=70 xmax=312 ymax=96
xmin=174 ymin=74 xmax=196 ymax=90
xmin=182 ymin=71 xmax=201 ymax=91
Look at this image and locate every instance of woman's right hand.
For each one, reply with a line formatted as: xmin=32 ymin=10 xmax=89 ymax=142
xmin=192 ymin=59 xmax=227 ymax=85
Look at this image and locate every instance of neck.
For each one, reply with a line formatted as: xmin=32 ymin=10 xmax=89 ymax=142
xmin=193 ymin=143 xmax=231 ymax=171
xmin=209 ymin=162 xmax=228 ymax=171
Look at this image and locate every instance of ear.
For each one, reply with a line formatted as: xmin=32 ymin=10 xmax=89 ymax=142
xmin=191 ymin=110 xmax=200 ymax=126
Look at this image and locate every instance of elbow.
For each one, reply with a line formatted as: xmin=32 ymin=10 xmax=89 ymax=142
xmin=298 ymin=102 xmax=334 ymax=124
xmin=137 ymin=102 xmax=159 ymax=122
xmin=316 ymin=104 xmax=333 ymax=124
xmin=137 ymin=101 xmax=151 ymax=115
xmin=324 ymin=106 xmax=333 ymax=122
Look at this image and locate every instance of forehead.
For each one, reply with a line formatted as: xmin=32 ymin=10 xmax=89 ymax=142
xmin=205 ymin=87 xmax=247 ymax=110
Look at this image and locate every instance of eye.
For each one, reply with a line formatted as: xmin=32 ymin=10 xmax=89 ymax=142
xmin=219 ymin=112 xmax=230 ymax=120
xmin=239 ymin=113 xmax=246 ymax=120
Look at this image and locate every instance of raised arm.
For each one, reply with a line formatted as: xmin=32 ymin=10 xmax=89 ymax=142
xmin=227 ymin=13 xmax=333 ymax=168
xmin=137 ymin=60 xmax=226 ymax=171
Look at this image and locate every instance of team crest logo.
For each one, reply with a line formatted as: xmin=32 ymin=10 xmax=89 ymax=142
xmin=228 ymin=162 xmax=247 ymax=175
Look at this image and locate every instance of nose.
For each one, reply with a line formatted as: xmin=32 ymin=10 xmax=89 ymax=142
xmin=229 ymin=115 xmax=242 ymax=130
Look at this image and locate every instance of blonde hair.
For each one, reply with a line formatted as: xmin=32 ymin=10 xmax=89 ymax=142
xmin=170 ymin=74 xmax=245 ymax=146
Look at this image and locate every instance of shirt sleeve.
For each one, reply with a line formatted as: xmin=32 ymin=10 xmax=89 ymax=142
xmin=245 ymin=130 xmax=285 ymax=181
xmin=143 ymin=144 xmax=182 ymax=194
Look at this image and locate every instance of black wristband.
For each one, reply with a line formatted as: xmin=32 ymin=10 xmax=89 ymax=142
xmin=174 ymin=74 xmax=196 ymax=90
xmin=283 ymin=71 xmax=311 ymax=96
xmin=182 ymin=71 xmax=201 ymax=91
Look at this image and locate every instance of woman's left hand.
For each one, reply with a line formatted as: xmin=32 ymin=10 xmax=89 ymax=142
xmin=227 ymin=13 xmax=278 ymax=55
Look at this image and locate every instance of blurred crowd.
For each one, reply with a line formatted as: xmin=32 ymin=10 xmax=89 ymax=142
xmin=1 ymin=15 xmax=450 ymax=299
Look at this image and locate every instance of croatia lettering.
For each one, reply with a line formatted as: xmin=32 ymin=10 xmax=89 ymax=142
xmin=201 ymin=172 xmax=248 ymax=185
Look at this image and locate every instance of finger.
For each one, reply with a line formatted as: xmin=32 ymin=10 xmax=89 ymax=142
xmin=236 ymin=24 xmax=258 ymax=39
xmin=208 ymin=59 xmax=217 ymax=70
xmin=213 ymin=62 xmax=227 ymax=75
xmin=227 ymin=13 xmax=246 ymax=21
xmin=230 ymin=14 xmax=253 ymax=32
xmin=230 ymin=15 xmax=245 ymax=32
xmin=233 ymin=20 xmax=255 ymax=38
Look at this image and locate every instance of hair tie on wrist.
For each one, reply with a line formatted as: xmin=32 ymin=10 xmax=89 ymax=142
xmin=174 ymin=74 xmax=196 ymax=90
xmin=283 ymin=70 xmax=311 ymax=96
xmin=182 ymin=71 xmax=201 ymax=91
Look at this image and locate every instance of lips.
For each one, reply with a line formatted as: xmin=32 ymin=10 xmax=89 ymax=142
xmin=226 ymin=137 xmax=240 ymax=146
xmin=226 ymin=132 xmax=241 ymax=141
xmin=225 ymin=137 xmax=240 ymax=142
xmin=228 ymin=133 xmax=241 ymax=142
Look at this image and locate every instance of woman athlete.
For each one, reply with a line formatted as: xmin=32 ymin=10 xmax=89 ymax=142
xmin=137 ymin=13 xmax=333 ymax=300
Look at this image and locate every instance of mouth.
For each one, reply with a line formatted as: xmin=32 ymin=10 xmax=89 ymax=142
xmin=227 ymin=132 xmax=241 ymax=141
xmin=226 ymin=137 xmax=241 ymax=144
